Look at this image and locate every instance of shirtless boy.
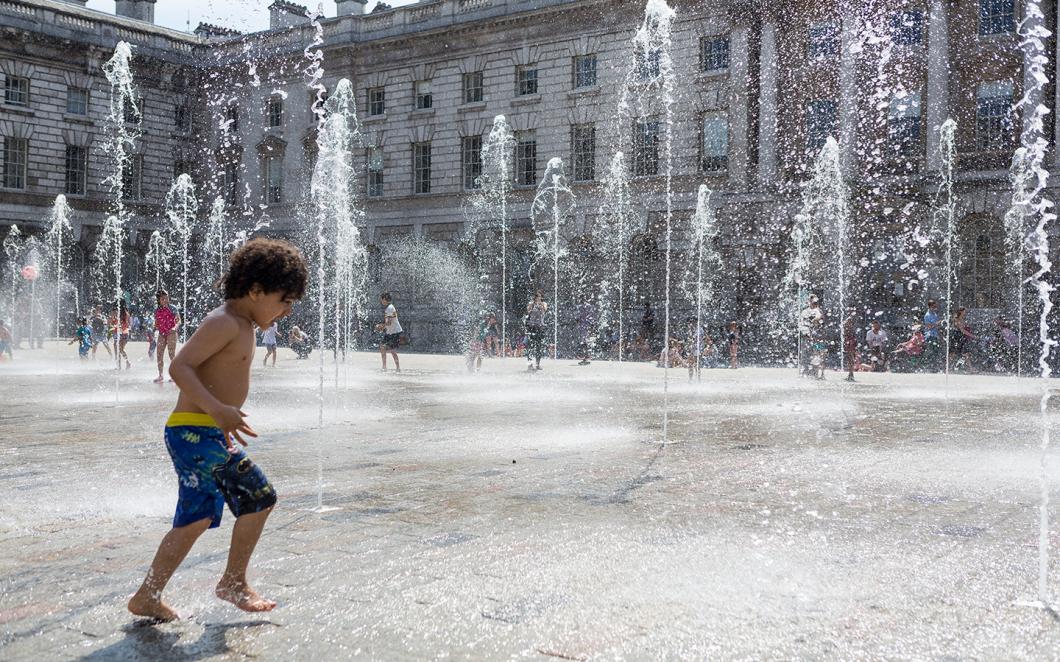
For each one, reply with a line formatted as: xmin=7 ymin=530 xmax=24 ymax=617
xmin=128 ymin=238 xmax=307 ymax=622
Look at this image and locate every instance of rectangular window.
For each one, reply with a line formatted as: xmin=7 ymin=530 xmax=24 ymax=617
xmin=571 ymin=124 xmax=596 ymax=182
xmin=367 ymin=147 xmax=384 ymax=197
xmin=2 ymin=137 xmax=28 ymax=189
xmin=806 ymin=99 xmax=837 ymax=152
xmin=65 ymin=145 xmax=87 ymax=195
xmin=122 ymin=154 xmax=142 ymax=201
xmin=515 ymin=130 xmax=537 ymax=186
xmin=633 ymin=119 xmax=660 ymax=176
xmin=888 ymin=92 xmax=921 ymax=156
xmin=66 ymin=87 xmax=88 ymax=115
xmin=573 ymin=55 xmax=597 ymax=88
xmin=265 ymin=156 xmax=283 ymax=204
xmin=700 ymin=36 xmax=730 ymax=72
xmin=415 ymin=81 xmax=433 ymax=110
xmin=891 ymin=10 xmax=924 ymax=46
xmin=462 ymin=135 xmax=482 ymax=190
xmin=225 ymin=104 xmax=239 ymax=133
xmin=701 ymin=115 xmax=729 ymax=172
xmin=979 ymin=0 xmax=1015 ymax=36
xmin=222 ymin=163 xmax=239 ymax=205
xmin=976 ymin=82 xmax=1014 ymax=151
xmin=267 ymin=97 xmax=283 ymax=128
xmin=808 ymin=22 xmax=839 ymax=59
xmin=4 ymin=76 xmax=28 ymax=106
xmin=174 ymin=104 xmax=191 ymax=131
xmin=413 ymin=142 xmax=431 ymax=194
xmin=367 ymin=87 xmax=385 ymax=116
xmin=462 ymin=72 xmax=484 ymax=104
xmin=637 ymin=48 xmax=661 ymax=80
xmin=517 ymin=66 xmax=538 ymax=96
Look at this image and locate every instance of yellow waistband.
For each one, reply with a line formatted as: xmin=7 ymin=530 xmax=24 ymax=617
xmin=166 ymin=412 xmax=219 ymax=428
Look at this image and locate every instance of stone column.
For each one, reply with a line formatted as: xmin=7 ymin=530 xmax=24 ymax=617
xmin=729 ymin=24 xmax=751 ymax=188
xmin=926 ymin=0 xmax=950 ymax=172
xmin=757 ymin=20 xmax=778 ymax=186
xmin=838 ymin=14 xmax=859 ymax=174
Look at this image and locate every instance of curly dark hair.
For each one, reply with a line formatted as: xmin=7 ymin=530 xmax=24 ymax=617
xmin=219 ymin=238 xmax=308 ymax=301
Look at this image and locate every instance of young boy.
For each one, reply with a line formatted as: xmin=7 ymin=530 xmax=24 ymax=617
xmin=127 ymin=238 xmax=307 ymax=622
xmin=261 ymin=323 xmax=280 ymax=367
xmin=154 ymin=290 xmax=181 ymax=383
xmin=375 ymin=292 xmax=402 ymax=372
xmin=69 ymin=317 xmax=92 ymax=359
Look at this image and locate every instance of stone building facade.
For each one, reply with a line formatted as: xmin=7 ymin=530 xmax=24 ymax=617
xmin=0 ymin=0 xmax=1057 ymax=357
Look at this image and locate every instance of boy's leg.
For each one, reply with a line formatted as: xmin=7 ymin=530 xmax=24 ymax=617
xmin=391 ymin=350 xmax=400 ymax=372
xmin=380 ymin=343 xmax=387 ymax=369
xmin=156 ymin=335 xmax=166 ymax=380
xmin=128 ymin=517 xmax=213 ymax=621
xmin=216 ymin=508 xmax=277 ymax=612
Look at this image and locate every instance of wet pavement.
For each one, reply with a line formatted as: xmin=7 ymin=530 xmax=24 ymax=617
xmin=2 ymin=342 xmax=1060 ymax=660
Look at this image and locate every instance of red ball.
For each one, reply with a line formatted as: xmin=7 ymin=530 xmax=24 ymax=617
xmin=20 ymin=265 xmax=38 ymax=281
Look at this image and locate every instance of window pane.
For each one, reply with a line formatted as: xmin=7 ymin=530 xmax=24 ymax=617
xmin=66 ymin=88 xmax=88 ymax=115
xmin=2 ymin=137 xmax=28 ymax=189
xmin=65 ymin=145 xmax=87 ymax=195
xmin=515 ymin=131 xmax=537 ymax=186
xmin=806 ymin=100 xmax=837 ymax=152
xmin=571 ymin=124 xmax=595 ymax=181
xmin=266 ymin=157 xmax=283 ymax=204
xmin=414 ymin=142 xmax=431 ymax=194
xmin=574 ymin=55 xmax=597 ymax=88
xmin=462 ymin=135 xmax=482 ymax=190
xmin=891 ymin=10 xmax=924 ymax=46
xmin=368 ymin=87 xmax=386 ymax=115
xmin=268 ymin=99 xmax=283 ymax=127
xmin=808 ymin=22 xmax=839 ymax=58
xmin=4 ymin=77 xmax=29 ymax=106
xmin=415 ymin=81 xmax=433 ymax=110
xmin=700 ymin=37 xmax=730 ymax=72
xmin=701 ymin=116 xmax=729 ymax=171
xmin=463 ymin=72 xmax=483 ymax=103
xmin=517 ymin=67 xmax=538 ymax=96
xmin=633 ymin=119 xmax=659 ymax=176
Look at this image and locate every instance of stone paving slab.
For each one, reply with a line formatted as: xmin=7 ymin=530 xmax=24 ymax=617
xmin=1 ymin=343 xmax=1060 ymax=659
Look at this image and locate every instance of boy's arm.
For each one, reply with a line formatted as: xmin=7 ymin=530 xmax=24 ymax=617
xmin=168 ymin=315 xmax=257 ymax=448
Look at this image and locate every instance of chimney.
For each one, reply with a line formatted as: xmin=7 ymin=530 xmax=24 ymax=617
xmin=336 ymin=0 xmax=369 ymax=16
xmin=114 ymin=0 xmax=156 ymax=23
xmin=269 ymin=1 xmax=312 ymax=30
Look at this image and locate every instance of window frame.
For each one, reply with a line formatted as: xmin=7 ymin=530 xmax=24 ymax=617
xmin=2 ymin=136 xmax=28 ymax=190
xmin=632 ymin=118 xmax=660 ymax=177
xmin=573 ymin=54 xmax=598 ymax=89
xmin=888 ymin=92 xmax=922 ymax=157
xmin=890 ymin=9 xmax=924 ymax=46
xmin=461 ymin=135 xmax=483 ymax=191
xmin=516 ymin=66 xmax=539 ymax=96
xmin=367 ymin=146 xmax=384 ymax=198
xmin=367 ymin=86 xmax=386 ymax=116
xmin=462 ymin=72 xmax=484 ymax=104
xmin=807 ymin=21 xmax=840 ymax=59
xmin=413 ymin=141 xmax=432 ymax=194
xmin=3 ymin=76 xmax=29 ymax=107
xmin=699 ymin=36 xmax=731 ymax=73
xmin=264 ymin=156 xmax=283 ymax=204
xmin=514 ymin=130 xmax=537 ymax=187
xmin=64 ymin=144 xmax=87 ymax=196
xmin=66 ymin=87 xmax=89 ymax=116
xmin=414 ymin=80 xmax=433 ymax=110
xmin=121 ymin=154 xmax=143 ymax=201
xmin=805 ymin=99 xmax=838 ymax=153
xmin=267 ymin=97 xmax=284 ymax=128
xmin=978 ymin=0 xmax=1015 ymax=36
xmin=700 ymin=114 xmax=729 ymax=173
xmin=975 ymin=82 xmax=1014 ymax=151
xmin=570 ymin=123 xmax=596 ymax=182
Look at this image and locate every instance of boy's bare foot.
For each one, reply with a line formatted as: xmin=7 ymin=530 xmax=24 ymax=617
xmin=153 ymin=376 xmax=164 ymax=383
xmin=216 ymin=582 xmax=277 ymax=613
xmin=127 ymin=592 xmax=179 ymax=622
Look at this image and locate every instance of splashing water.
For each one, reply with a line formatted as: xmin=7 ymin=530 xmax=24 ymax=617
xmin=596 ymin=152 xmax=634 ymax=361
xmin=144 ymin=230 xmax=171 ymax=294
xmin=684 ymin=185 xmax=721 ymax=382
xmin=101 ymin=41 xmax=140 ymax=376
xmin=45 ymin=195 xmax=73 ymax=337
xmin=164 ymin=174 xmax=199 ymax=342
xmin=203 ymin=197 xmax=228 ymax=296
xmin=932 ymin=119 xmax=957 ymax=378
xmin=3 ymin=224 xmax=23 ymax=341
xmin=465 ymin=115 xmax=516 ymax=350
xmin=530 ymin=158 xmax=576 ymax=360
xmin=1005 ymin=148 xmax=1033 ymax=378
xmin=1017 ymin=0 xmax=1057 ymax=607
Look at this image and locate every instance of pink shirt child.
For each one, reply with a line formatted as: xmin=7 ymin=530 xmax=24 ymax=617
xmin=155 ymin=305 xmax=178 ymax=337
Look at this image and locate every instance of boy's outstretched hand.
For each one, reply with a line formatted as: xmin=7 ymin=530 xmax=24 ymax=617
xmin=211 ymin=404 xmax=258 ymax=451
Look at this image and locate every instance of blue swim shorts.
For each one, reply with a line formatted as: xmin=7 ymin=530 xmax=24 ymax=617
xmin=164 ymin=413 xmax=277 ymax=529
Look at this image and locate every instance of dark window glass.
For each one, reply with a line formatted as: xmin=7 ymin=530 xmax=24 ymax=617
xmin=267 ymin=98 xmax=283 ymax=127
xmin=700 ymin=36 xmax=730 ymax=72
xmin=517 ymin=67 xmax=538 ymax=96
xmin=633 ymin=119 xmax=659 ymax=176
xmin=66 ymin=87 xmax=88 ymax=115
xmin=571 ymin=124 xmax=596 ymax=181
xmin=462 ymin=135 xmax=482 ymax=190
xmin=367 ymin=147 xmax=384 ymax=197
xmin=976 ymin=85 xmax=1014 ymax=150
xmin=2 ymin=137 xmax=28 ymax=189
xmin=808 ymin=22 xmax=839 ymax=58
xmin=806 ymin=100 xmax=837 ymax=152
xmin=979 ymin=0 xmax=1015 ymax=36
xmin=4 ymin=76 xmax=28 ymax=106
xmin=701 ymin=116 xmax=729 ymax=172
xmin=515 ymin=131 xmax=537 ymax=186
xmin=122 ymin=154 xmax=143 ymax=201
xmin=574 ymin=55 xmax=597 ymax=88
xmin=413 ymin=142 xmax=431 ymax=194
xmin=462 ymin=72 xmax=484 ymax=103
xmin=367 ymin=87 xmax=385 ymax=116
xmin=65 ymin=145 xmax=87 ymax=195
xmin=415 ymin=81 xmax=433 ymax=110
xmin=891 ymin=10 xmax=924 ymax=46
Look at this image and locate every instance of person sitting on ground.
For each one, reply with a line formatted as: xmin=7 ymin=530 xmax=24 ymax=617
xmin=891 ymin=324 xmax=925 ymax=371
xmin=288 ymin=325 xmax=311 ymax=359
xmin=865 ymin=320 xmax=889 ymax=372
xmin=0 ymin=318 xmax=12 ymax=361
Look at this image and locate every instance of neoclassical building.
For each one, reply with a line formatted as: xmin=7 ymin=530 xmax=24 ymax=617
xmin=0 ymin=0 xmax=1056 ymax=356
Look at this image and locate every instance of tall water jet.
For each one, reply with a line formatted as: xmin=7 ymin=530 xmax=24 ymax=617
xmin=466 ymin=115 xmax=515 ymax=350
xmin=164 ymin=174 xmax=199 ymax=341
xmin=145 ymin=230 xmax=171 ymax=294
xmin=684 ymin=185 xmax=721 ymax=381
xmin=45 ymin=195 xmax=73 ymax=337
xmin=784 ymin=137 xmax=851 ymax=373
xmin=203 ymin=197 xmax=228 ymax=294
xmin=3 ymin=224 xmax=23 ymax=341
xmin=1005 ymin=148 xmax=1033 ymax=377
xmin=1017 ymin=0 xmax=1057 ymax=608
xmin=23 ymin=238 xmax=41 ymax=347
xmin=101 ymin=41 xmax=140 ymax=373
xmin=530 ymin=157 xmax=576 ymax=359
xmin=595 ymin=152 xmax=634 ymax=361
xmin=931 ymin=119 xmax=957 ymax=376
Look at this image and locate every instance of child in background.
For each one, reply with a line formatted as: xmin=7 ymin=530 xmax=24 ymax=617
xmin=260 ymin=323 xmax=280 ymax=367
xmin=376 ymin=292 xmax=402 ymax=373
xmin=0 ymin=319 xmax=11 ymax=361
xmin=69 ymin=317 xmax=92 ymax=359
xmin=727 ymin=321 xmax=740 ymax=369
xmin=154 ymin=290 xmax=181 ymax=383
